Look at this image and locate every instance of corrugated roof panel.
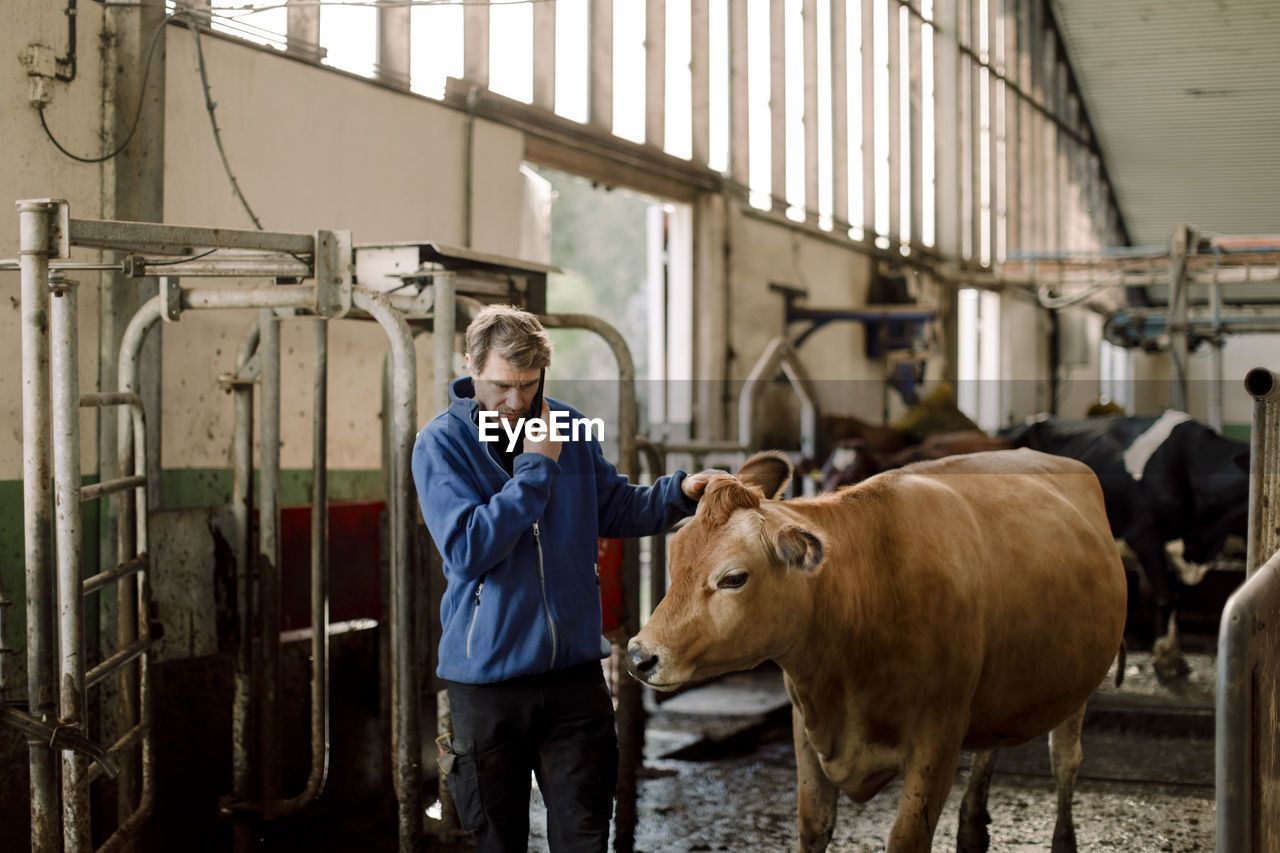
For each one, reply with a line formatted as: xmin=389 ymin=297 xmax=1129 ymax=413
xmin=1049 ymin=0 xmax=1280 ymax=247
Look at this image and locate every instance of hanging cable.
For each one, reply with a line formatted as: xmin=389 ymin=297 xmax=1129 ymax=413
xmin=184 ymin=13 xmax=265 ymax=231
xmin=38 ymin=13 xmax=169 ymax=164
xmin=144 ymin=248 xmax=219 ymax=266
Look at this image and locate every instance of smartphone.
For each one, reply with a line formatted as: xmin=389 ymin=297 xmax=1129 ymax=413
xmin=526 ymin=369 xmax=545 ymax=419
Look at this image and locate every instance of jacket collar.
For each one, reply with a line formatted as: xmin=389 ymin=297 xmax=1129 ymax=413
xmin=449 ymin=376 xmax=480 ymax=423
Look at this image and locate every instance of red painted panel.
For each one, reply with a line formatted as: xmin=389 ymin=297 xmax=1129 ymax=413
xmin=279 ymin=502 xmax=384 ymax=631
xmin=597 ymin=538 xmax=625 ymax=635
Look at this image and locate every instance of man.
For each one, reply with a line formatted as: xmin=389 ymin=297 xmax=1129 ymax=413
xmin=412 ymin=304 xmax=716 ymax=852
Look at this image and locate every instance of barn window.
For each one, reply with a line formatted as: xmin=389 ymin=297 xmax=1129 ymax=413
xmin=186 ymin=0 xmax=1118 ymax=270
xmin=210 ymin=2 xmax=287 ymax=49
xmin=489 ymin=0 xmax=533 ymax=104
xmin=958 ymin=287 xmax=1004 ymax=433
xmin=1099 ymin=339 xmax=1132 ymax=415
xmin=320 ymin=2 xmax=376 ymax=78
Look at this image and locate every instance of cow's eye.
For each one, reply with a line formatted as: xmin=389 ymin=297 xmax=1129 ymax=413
xmin=717 ymin=571 xmax=748 ymax=590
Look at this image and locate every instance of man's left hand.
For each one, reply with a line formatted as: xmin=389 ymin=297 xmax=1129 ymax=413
xmin=681 ymin=469 xmax=722 ymax=501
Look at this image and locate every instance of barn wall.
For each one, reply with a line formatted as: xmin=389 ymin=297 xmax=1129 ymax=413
xmin=158 ymin=30 xmax=524 ymax=477
xmin=1 ymin=0 xmax=112 ymax=478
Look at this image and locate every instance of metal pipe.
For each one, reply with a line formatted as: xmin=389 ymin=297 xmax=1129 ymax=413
xmin=1168 ymin=225 xmax=1191 ymax=412
xmin=87 ymin=722 xmax=144 ymax=785
xmin=82 ymin=556 xmax=146 ymax=597
xmin=1208 ymin=284 xmax=1224 ymax=433
xmin=85 ymin=636 xmax=151 ymax=690
xmin=1216 ymin=548 xmax=1280 ymax=853
xmin=433 ymin=274 xmax=456 ymax=417
xmin=82 ymin=474 xmax=147 ymax=501
xmin=351 ymin=287 xmax=420 ymax=853
xmin=113 ymin=293 xmax=161 ymax=844
xmin=68 ymin=216 xmax=314 ymax=256
xmin=49 ymin=273 xmax=92 ymax=851
xmin=116 ymin=303 xmax=154 ymax=823
xmin=181 ymin=286 xmax=317 ymax=312
xmin=534 ymin=312 xmax=641 ymax=853
xmin=228 ymin=319 xmax=258 ymax=853
xmin=0 ymin=259 xmax=124 ymax=272
xmin=19 ymin=200 xmax=60 ymax=853
xmin=634 ymin=437 xmax=668 ymax=619
xmin=536 ymin=314 xmax=638 ymax=480
xmin=271 ymin=318 xmax=331 ymax=815
xmin=1243 ymin=368 xmax=1280 ymax=576
xmin=258 ymin=308 xmax=283 ymax=815
xmin=738 ymin=337 xmax=819 ymax=475
xmin=81 ymin=390 xmax=143 ymax=409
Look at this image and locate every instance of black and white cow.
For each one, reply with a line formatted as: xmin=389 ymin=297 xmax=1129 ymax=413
xmin=1000 ymin=410 xmax=1249 ymax=680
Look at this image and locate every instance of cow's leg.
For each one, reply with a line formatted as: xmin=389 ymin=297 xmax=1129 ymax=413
xmin=1128 ymin=527 xmax=1189 ymax=680
xmin=791 ymin=704 xmax=838 ymax=853
xmin=1152 ymin=610 xmax=1188 ymax=682
xmin=956 ymin=749 xmax=998 ymax=853
xmin=887 ymin=739 xmax=961 ymax=853
xmin=1048 ymin=703 xmax=1087 ymax=853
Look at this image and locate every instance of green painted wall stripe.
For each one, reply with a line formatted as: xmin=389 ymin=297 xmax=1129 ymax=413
xmin=156 ymin=468 xmax=386 ymax=509
xmin=1223 ymin=423 xmax=1251 ymax=444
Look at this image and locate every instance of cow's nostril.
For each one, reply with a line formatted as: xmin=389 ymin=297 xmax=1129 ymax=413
xmin=627 ymin=645 xmax=659 ymax=677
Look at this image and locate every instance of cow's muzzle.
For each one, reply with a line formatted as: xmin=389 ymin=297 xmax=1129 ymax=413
xmin=624 ymin=639 xmax=660 ymax=683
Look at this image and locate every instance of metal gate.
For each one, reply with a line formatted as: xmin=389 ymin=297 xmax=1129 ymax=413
xmin=16 ymin=199 xmax=155 ymax=851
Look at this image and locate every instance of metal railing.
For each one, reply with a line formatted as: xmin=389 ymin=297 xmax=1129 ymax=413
xmin=1216 ymin=367 xmax=1280 ymax=853
xmin=18 ymin=199 xmax=158 ymax=852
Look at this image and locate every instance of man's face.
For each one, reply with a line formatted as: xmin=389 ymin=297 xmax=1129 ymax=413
xmin=468 ymin=352 xmax=542 ymax=422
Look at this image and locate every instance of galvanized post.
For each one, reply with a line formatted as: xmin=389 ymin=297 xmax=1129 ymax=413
xmin=433 ymin=275 xmax=456 ymax=417
xmin=1168 ymin=225 xmax=1191 ymax=412
xmin=536 ymin=313 xmax=641 ymax=853
xmin=1244 ymin=368 xmax=1280 ymax=576
xmin=271 ymin=317 xmax=331 ymax=815
xmin=18 ymin=198 xmax=61 ymax=853
xmin=49 ymin=272 xmax=91 ymax=851
xmin=227 ymin=319 xmax=259 ymax=853
xmin=352 ymin=288 xmax=420 ymax=853
xmin=1208 ymin=284 xmax=1224 ymax=434
xmin=258 ymin=307 xmax=282 ymax=815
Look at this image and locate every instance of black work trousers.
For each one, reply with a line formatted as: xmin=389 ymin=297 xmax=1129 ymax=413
xmin=444 ymin=660 xmax=619 ymax=853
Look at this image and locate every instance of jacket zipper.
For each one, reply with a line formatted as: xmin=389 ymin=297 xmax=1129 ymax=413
xmin=533 ymin=521 xmax=557 ymax=668
xmin=466 ymin=580 xmax=484 ymax=658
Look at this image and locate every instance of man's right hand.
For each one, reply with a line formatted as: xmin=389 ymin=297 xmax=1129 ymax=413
xmin=524 ymin=400 xmax=562 ymax=462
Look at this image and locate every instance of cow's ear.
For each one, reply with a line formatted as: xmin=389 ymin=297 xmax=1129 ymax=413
xmin=737 ymin=451 xmax=794 ymax=500
xmin=774 ymin=524 xmax=823 ymax=572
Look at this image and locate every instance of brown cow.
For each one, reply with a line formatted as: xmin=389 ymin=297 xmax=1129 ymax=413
xmin=627 ymin=449 xmax=1127 ymax=853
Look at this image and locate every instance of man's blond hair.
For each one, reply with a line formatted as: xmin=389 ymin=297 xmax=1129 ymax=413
xmin=465 ymin=304 xmax=553 ymax=374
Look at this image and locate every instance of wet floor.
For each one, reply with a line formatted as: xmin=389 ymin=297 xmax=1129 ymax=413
xmin=282 ymin=648 xmax=1218 ymax=851
xmin=522 ymin=650 xmax=1219 ymax=852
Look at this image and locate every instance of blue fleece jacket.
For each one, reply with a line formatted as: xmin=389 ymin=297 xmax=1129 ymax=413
xmin=412 ymin=377 xmax=697 ymax=684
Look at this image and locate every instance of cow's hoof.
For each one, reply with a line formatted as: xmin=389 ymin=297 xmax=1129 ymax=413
xmin=1051 ymin=821 xmax=1077 ymax=853
xmin=957 ymin=806 xmax=991 ymax=853
xmin=1153 ymin=651 xmax=1190 ymax=683
xmin=957 ymin=826 xmax=990 ymax=853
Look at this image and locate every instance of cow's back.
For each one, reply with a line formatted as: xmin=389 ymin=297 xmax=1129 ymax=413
xmin=829 ymin=448 xmax=1126 ymax=748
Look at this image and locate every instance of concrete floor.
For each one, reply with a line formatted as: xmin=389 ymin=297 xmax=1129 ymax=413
xmin=525 ymin=649 xmax=1219 ymax=852
xmin=276 ymin=647 xmax=1220 ymax=851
